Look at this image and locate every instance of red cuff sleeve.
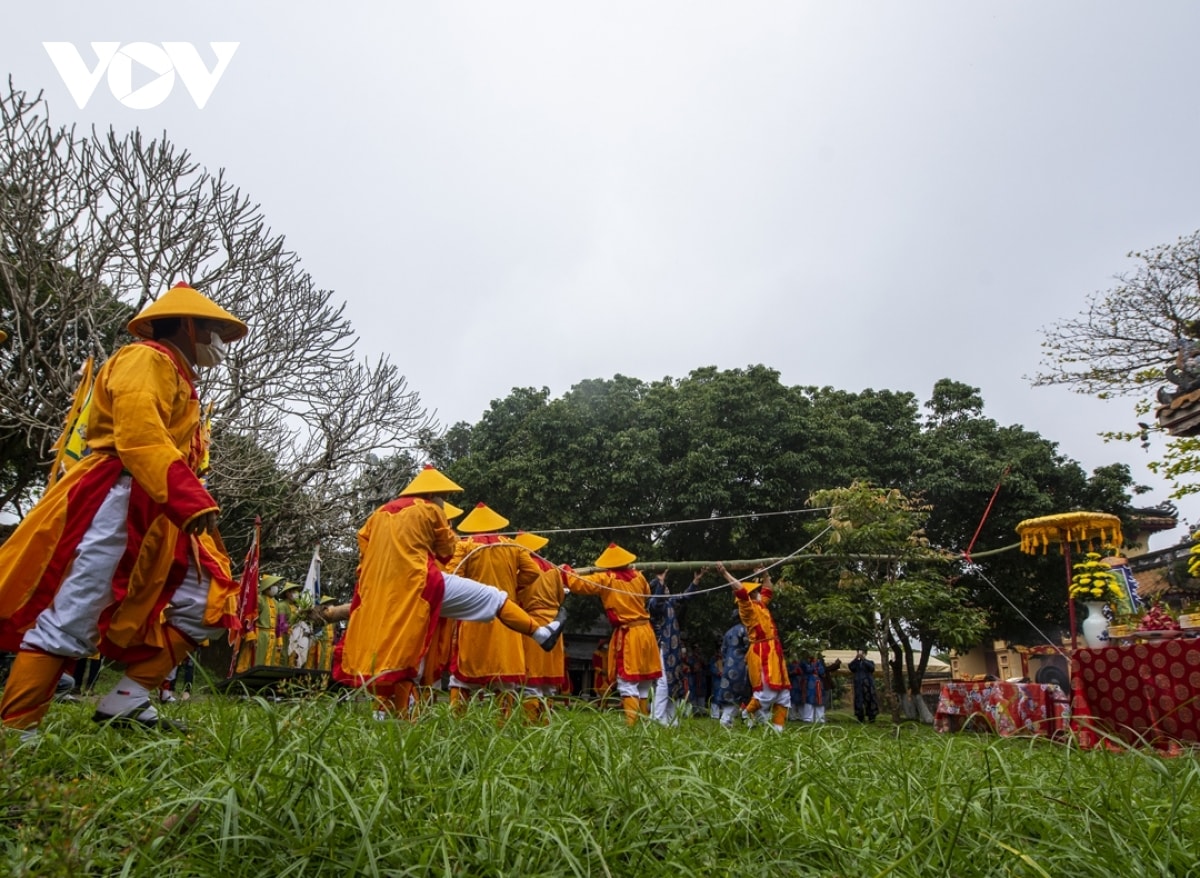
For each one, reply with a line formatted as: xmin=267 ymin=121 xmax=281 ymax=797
xmin=163 ymin=458 xmax=218 ymax=528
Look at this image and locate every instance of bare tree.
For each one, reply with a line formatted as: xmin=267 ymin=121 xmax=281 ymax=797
xmin=0 ymin=80 xmax=436 ymax=571
xmin=1033 ymin=232 xmax=1200 ymax=398
xmin=1032 ymin=231 xmax=1200 ymax=502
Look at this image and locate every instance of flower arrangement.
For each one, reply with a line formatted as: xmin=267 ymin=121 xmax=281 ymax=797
xmin=1068 ymin=553 xmax=1124 ymax=607
xmin=1188 ymin=532 xmax=1200 ymax=579
xmin=1180 ymin=602 xmax=1200 ymax=630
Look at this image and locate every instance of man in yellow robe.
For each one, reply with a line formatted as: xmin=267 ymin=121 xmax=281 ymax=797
xmin=0 ymin=283 xmax=245 ymax=733
xmin=716 ymin=562 xmax=791 ymax=732
xmin=566 ymin=543 xmax=662 ymax=726
xmin=447 ymin=504 xmax=542 ymax=717
xmin=331 ymin=467 xmax=564 ymax=718
xmin=512 ymin=532 xmax=569 ymax=724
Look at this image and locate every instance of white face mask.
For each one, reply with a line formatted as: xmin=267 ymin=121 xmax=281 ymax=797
xmin=266 ymin=585 xmax=278 ymax=597
xmin=194 ymin=330 xmax=228 ymax=368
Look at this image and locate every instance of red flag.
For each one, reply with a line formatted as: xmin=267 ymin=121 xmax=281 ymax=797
xmin=227 ymin=517 xmax=261 ymax=677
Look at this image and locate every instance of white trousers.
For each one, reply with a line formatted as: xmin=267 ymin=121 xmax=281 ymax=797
xmin=650 ymin=647 xmax=683 ymax=725
xmin=23 ymin=475 xmax=223 ymax=658
xmin=753 ymin=684 xmax=791 ymax=712
xmin=615 ymin=677 xmax=653 ymax=699
xmin=440 ymin=573 xmax=509 ymax=622
xmin=448 ymin=675 xmax=519 ymax=695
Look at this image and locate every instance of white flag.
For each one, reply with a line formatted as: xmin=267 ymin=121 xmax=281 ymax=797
xmin=304 ymin=543 xmax=322 ymax=603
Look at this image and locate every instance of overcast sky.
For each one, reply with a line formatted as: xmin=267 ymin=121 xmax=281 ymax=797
xmin=6 ymin=2 xmax=1200 ymax=548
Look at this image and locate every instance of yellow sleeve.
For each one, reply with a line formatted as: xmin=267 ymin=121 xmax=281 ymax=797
xmin=103 ymin=346 xmax=195 ymax=502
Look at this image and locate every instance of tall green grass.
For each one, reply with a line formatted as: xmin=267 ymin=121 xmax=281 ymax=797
xmin=2 ymin=693 xmax=1197 ymax=877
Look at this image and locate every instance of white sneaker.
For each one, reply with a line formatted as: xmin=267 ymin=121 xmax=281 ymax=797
xmin=96 ymin=677 xmax=153 ymax=717
xmin=160 ymin=690 xmax=177 ymax=703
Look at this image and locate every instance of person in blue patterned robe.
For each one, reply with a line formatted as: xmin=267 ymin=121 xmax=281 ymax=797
xmin=798 ymin=656 xmax=827 ymax=722
xmin=647 ymin=568 xmax=700 ymax=726
xmin=712 ymin=621 xmax=751 ymax=728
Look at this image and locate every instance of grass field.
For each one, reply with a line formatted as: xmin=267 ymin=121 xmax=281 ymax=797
xmin=2 ymin=681 xmax=1198 ymax=877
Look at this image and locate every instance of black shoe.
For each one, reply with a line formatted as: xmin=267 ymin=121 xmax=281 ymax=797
xmin=92 ymin=702 xmax=188 ymax=733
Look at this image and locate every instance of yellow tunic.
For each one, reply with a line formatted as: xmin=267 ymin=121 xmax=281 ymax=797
xmin=570 ymin=569 xmax=662 ymax=682
xmin=450 ymin=535 xmax=541 ymax=686
xmin=258 ymin=595 xmax=279 ymax=666
xmin=735 ymin=591 xmax=789 ymax=691
xmin=307 ymin=622 xmax=333 ymax=671
xmin=336 ymin=497 xmax=456 ymax=689
xmin=520 ymin=558 xmax=567 ymax=687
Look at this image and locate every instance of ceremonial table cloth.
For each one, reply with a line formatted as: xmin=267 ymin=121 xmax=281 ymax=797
xmin=1071 ymin=637 xmax=1200 ymax=750
xmin=934 ymin=680 xmax=1070 ymax=736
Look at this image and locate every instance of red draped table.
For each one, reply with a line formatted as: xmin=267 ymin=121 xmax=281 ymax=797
xmin=1071 ymin=636 xmax=1200 ymax=751
xmin=934 ymin=680 xmax=1071 ymax=737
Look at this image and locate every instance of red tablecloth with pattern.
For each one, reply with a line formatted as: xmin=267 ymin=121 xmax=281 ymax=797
xmin=1071 ymin=637 xmax=1200 ymax=750
xmin=934 ymin=681 xmax=1070 ymax=736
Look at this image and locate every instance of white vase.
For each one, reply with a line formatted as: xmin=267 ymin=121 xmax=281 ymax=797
xmin=1080 ymin=600 xmax=1110 ymax=649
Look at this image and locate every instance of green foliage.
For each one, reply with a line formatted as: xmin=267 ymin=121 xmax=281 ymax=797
xmin=1148 ymin=436 xmax=1200 ymax=498
xmin=2 ymin=697 xmax=1198 ymax=876
xmin=916 ymin=380 xmax=1138 ymax=642
xmin=802 ymin=482 xmax=989 ymax=711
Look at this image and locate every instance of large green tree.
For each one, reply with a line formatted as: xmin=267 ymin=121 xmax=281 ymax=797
xmin=431 ymin=369 xmax=1136 ymax=660
xmin=799 ymin=482 xmax=989 ymax=723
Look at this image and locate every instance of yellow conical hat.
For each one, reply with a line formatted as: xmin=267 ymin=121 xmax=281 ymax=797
xmin=443 ymin=501 xmax=465 ymax=520
xmin=278 ymin=581 xmax=302 ymax=595
xmin=512 ymin=531 xmax=549 ymax=552
xmin=399 ymin=464 xmax=463 ymax=496
xmin=258 ymin=573 xmax=284 ymax=593
xmin=742 ymin=579 xmax=763 ymax=594
xmin=457 ymin=503 xmax=510 ymax=534
xmin=127 ymin=282 xmax=248 ymax=342
xmin=594 ymin=543 xmax=636 ymax=569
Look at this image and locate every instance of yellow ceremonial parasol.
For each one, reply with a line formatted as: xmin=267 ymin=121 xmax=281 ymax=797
xmin=1015 ymin=511 xmax=1124 ymax=649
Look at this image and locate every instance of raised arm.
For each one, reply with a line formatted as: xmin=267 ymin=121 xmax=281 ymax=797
xmin=714 ymin=561 xmax=740 ymax=587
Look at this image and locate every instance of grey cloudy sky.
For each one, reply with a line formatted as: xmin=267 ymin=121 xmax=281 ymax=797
xmin=6 ymin=2 xmax=1200 ymax=547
